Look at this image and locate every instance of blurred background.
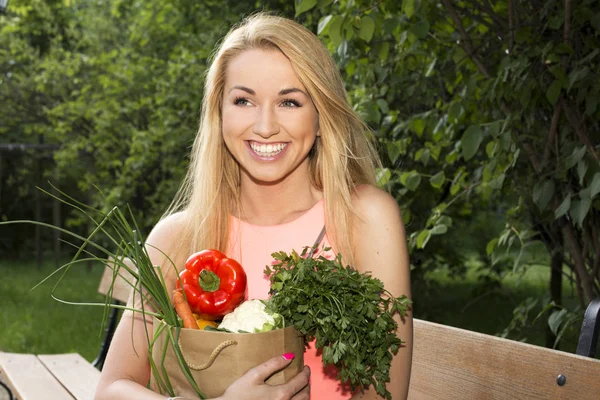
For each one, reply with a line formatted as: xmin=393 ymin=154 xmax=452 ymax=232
xmin=0 ymin=0 xmax=599 ymax=361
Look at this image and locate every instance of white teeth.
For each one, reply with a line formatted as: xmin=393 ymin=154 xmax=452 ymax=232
xmin=250 ymin=142 xmax=286 ymax=157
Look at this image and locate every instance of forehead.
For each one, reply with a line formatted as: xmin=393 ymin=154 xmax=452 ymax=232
xmin=224 ymin=48 xmax=306 ymax=92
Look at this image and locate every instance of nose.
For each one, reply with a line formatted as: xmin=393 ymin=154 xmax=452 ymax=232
xmin=252 ymin=106 xmax=280 ymax=138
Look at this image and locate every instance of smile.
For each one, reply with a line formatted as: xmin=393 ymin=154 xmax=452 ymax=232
xmin=248 ymin=141 xmax=288 ymax=157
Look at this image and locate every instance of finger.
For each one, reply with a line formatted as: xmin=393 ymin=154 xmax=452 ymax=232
xmin=291 ymin=383 xmax=310 ymax=400
xmin=282 ymin=366 xmax=310 ymax=397
xmin=246 ymin=353 xmax=297 ymax=383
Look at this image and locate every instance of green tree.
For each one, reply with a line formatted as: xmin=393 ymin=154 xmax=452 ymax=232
xmin=296 ymin=0 xmax=599 ymax=345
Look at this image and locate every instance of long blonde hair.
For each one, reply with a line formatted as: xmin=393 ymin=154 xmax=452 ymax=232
xmin=165 ymin=12 xmax=380 ymax=265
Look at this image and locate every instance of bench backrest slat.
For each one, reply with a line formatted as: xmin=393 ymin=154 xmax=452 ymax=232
xmin=408 ymin=319 xmax=600 ymax=399
xmin=97 ymin=258 xmax=134 ymax=303
xmin=38 ymin=354 xmax=101 ymax=400
xmin=0 ymin=353 xmax=75 ymax=400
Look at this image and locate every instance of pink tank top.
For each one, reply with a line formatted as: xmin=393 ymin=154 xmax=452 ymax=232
xmin=227 ymin=198 xmax=353 ymax=399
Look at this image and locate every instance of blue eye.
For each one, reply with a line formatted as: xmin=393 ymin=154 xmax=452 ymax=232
xmin=281 ymin=99 xmax=301 ymax=108
xmin=234 ymin=97 xmax=251 ymax=106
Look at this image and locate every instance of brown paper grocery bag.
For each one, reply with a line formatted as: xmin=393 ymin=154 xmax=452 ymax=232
xmin=149 ymin=317 xmax=304 ymax=398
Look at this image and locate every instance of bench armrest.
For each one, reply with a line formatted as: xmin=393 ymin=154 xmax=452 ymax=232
xmin=576 ymin=297 xmax=600 ymax=358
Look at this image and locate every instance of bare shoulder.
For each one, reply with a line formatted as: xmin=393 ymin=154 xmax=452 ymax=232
xmin=350 ymin=185 xmax=409 ymax=291
xmin=351 ymin=184 xmax=403 ymax=225
xmin=145 ymin=211 xmax=188 ymax=273
xmin=147 ymin=211 xmax=186 ymax=239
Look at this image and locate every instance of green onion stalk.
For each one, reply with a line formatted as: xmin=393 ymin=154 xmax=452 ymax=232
xmin=0 ymin=185 xmax=206 ymax=399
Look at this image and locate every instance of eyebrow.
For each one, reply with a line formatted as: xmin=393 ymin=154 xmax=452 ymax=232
xmin=228 ymin=85 xmax=308 ymax=97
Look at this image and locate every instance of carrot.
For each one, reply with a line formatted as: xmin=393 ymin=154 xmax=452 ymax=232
xmin=172 ymin=289 xmax=199 ymax=329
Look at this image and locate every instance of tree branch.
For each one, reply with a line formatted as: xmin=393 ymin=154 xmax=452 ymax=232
xmin=542 ymin=100 xmax=562 ymax=167
xmin=560 ymin=216 xmax=596 ymax=304
xmin=563 ymin=103 xmax=600 ymax=161
xmin=473 ymin=0 xmax=508 ymax=31
xmin=442 ymin=0 xmax=492 ymax=78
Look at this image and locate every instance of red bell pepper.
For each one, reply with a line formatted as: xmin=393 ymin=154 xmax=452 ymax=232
xmin=177 ymin=249 xmax=247 ymax=319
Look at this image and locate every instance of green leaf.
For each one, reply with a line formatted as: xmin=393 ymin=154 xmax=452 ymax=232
xmin=554 ymin=193 xmax=571 ymax=219
xmin=461 ymin=125 xmax=483 ymax=161
xmin=489 ymin=120 xmax=503 ymax=138
xmin=358 ymin=16 xmax=375 ymax=42
xmin=377 ymin=98 xmax=389 ymax=114
xmin=438 ymin=216 xmax=452 ymax=227
xmin=486 ymin=238 xmax=499 ymax=256
xmin=317 ymin=0 xmax=334 ymax=9
xmin=430 ymin=171 xmax=445 ymax=188
xmin=403 ymin=0 xmax=417 ymax=18
xmin=386 ymin=141 xmax=401 ymax=164
xmin=533 ymin=180 xmax=555 ymax=212
xmin=295 ymin=0 xmax=317 ymax=16
xmin=570 ymin=196 xmax=591 ymax=227
xmin=409 ymin=20 xmax=429 ymax=39
xmin=378 ymin=42 xmax=390 ymax=62
xmin=548 ymin=309 xmax=567 ymax=335
xmin=412 ymin=119 xmax=425 ymax=136
xmin=425 ymin=58 xmax=436 ymax=77
xmin=587 ymin=172 xmax=600 ymax=199
xmin=376 ymin=168 xmax=392 ymax=186
xmin=577 ymin=160 xmax=588 ymax=185
xmin=565 ymin=146 xmax=586 ymax=169
xmin=328 ymin=16 xmax=344 ymax=48
xmin=317 ymin=15 xmax=333 ymax=35
xmin=546 ymin=80 xmax=562 ymax=105
xmin=416 ymin=229 xmax=431 ymax=249
xmin=449 ymin=103 xmax=463 ymax=122
xmin=489 ymin=173 xmax=505 ymax=190
xmin=568 ymin=66 xmax=589 ymax=91
xmin=401 ymin=171 xmax=421 ymax=191
xmin=430 ymin=224 xmax=447 ymax=235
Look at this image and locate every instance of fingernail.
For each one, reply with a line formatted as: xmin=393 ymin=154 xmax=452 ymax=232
xmin=281 ymin=352 xmax=295 ymax=360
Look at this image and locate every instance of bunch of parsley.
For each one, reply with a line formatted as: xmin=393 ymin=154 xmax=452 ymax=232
xmin=264 ymin=248 xmax=411 ymax=400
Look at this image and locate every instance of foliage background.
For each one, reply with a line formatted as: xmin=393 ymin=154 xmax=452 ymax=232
xmin=1 ymin=0 xmax=599 ymax=354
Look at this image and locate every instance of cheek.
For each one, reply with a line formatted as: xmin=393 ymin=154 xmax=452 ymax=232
xmin=221 ymin=106 xmax=245 ymax=139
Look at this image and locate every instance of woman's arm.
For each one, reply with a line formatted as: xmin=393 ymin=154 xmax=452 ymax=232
xmin=95 ymin=213 xmax=186 ymax=400
xmin=350 ymin=185 xmax=413 ymax=400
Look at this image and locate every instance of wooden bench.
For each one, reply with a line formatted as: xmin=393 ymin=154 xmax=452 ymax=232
xmin=0 ymin=263 xmax=132 ymax=400
xmin=2 ymin=261 xmax=599 ymax=399
xmin=408 ymin=298 xmax=600 ymax=399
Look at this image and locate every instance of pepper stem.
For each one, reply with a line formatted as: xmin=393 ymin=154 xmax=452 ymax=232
xmin=199 ymin=270 xmax=221 ymax=292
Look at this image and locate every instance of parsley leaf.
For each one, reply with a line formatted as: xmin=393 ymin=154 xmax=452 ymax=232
xmin=264 ymin=249 xmax=411 ymax=400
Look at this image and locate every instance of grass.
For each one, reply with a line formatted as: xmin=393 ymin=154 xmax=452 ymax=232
xmin=0 ymin=253 xmax=585 ymax=362
xmin=0 ymin=258 xmax=109 ymax=362
xmin=413 ymin=257 xmax=583 ymax=354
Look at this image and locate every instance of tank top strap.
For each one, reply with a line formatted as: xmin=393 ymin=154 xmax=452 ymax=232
xmin=307 ymin=225 xmax=326 ymax=258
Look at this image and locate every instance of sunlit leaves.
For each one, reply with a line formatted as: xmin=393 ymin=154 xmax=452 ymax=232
xmin=295 ymin=0 xmax=317 ymax=16
xmin=358 ymin=16 xmax=375 ymax=42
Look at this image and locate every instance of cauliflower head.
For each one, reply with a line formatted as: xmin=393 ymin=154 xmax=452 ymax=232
xmin=218 ymin=299 xmax=283 ymax=333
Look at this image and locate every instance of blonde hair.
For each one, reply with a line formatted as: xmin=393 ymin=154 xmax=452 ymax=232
xmin=165 ymin=12 xmax=380 ymax=265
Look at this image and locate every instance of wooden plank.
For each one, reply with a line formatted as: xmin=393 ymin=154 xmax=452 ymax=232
xmin=0 ymin=352 xmax=74 ymax=400
xmin=408 ymin=319 xmax=600 ymax=399
xmin=38 ymin=354 xmax=100 ymax=400
xmin=97 ymin=258 xmax=134 ymax=303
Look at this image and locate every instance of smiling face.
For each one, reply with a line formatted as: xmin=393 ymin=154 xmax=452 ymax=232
xmin=221 ymin=48 xmax=319 ymax=187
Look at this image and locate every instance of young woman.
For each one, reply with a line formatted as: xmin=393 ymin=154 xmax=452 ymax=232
xmin=95 ymin=12 xmax=412 ymax=400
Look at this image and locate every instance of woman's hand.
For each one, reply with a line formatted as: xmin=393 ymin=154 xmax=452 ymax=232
xmin=218 ymin=354 xmax=310 ymax=400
